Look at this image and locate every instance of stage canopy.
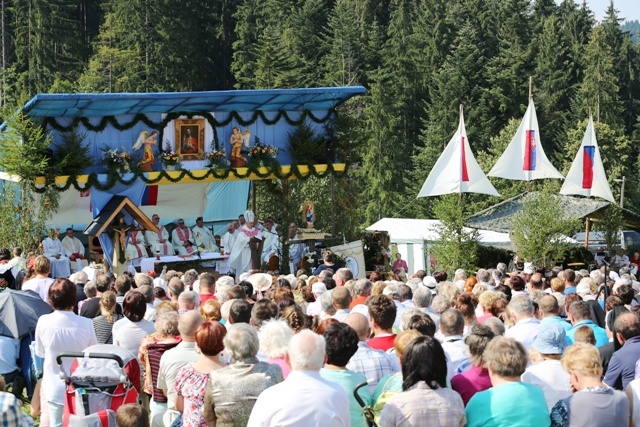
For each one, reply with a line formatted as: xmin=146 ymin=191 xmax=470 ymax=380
xmin=0 ymin=87 xmax=365 ymax=230
xmin=13 ymin=87 xmax=366 ymax=119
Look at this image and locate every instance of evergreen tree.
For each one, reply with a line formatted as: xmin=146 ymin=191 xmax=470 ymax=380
xmin=482 ymin=0 xmax=533 ymax=136
xmin=322 ymin=0 xmax=382 ymax=87
xmin=409 ymin=21 xmax=491 ymax=219
xmin=534 ymin=14 xmax=573 ymax=156
xmin=601 ymin=1 xmax=640 ymax=137
xmin=575 ymin=26 xmax=623 ymax=129
xmin=360 ymin=78 xmax=405 ymax=224
xmin=11 ymin=0 xmax=88 ymax=94
xmin=281 ymin=0 xmax=332 ymax=87
xmin=430 ymin=194 xmax=480 ymax=275
xmin=557 ymin=0 xmax=594 ymax=90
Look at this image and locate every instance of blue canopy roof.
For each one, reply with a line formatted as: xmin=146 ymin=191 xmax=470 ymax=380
xmin=18 ymin=86 xmax=366 ymax=118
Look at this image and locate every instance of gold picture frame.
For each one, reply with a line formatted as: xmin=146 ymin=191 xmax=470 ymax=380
xmin=175 ymin=118 xmax=205 ymax=160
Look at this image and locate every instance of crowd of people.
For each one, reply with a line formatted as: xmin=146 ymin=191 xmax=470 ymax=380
xmin=3 ymin=225 xmax=640 ymax=426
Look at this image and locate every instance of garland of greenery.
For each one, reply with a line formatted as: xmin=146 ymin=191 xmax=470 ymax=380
xmin=32 ymin=163 xmax=349 ymax=193
xmin=43 ymin=109 xmax=336 ymax=133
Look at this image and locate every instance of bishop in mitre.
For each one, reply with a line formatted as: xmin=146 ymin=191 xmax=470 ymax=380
xmin=229 ymin=210 xmax=262 ymax=279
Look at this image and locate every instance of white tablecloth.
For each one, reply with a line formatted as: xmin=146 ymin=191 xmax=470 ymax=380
xmin=139 ymin=252 xmax=227 ymax=273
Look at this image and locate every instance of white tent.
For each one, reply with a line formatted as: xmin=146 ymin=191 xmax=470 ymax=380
xmin=365 ymin=218 xmax=512 ymax=274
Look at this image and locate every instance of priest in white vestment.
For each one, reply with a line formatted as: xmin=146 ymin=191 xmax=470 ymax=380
xmin=145 ymin=214 xmax=171 ymax=256
xmin=217 ymin=223 xmax=236 ymax=274
xmin=192 ymin=217 xmax=219 ymax=253
xmin=125 ymin=226 xmax=149 ymax=260
xmin=61 ymin=228 xmax=89 ymax=272
xmin=230 ymin=210 xmax=262 ymax=279
xmin=42 ymin=229 xmax=71 ymax=278
xmin=172 ymin=219 xmax=197 ymax=255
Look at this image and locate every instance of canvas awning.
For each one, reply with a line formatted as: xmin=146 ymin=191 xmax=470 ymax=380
xmin=10 ymin=87 xmax=366 ymax=120
xmin=466 ymin=192 xmax=640 ymax=233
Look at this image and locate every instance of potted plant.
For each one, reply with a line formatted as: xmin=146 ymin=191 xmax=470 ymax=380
xmin=205 ymin=149 xmax=229 ymax=169
xmin=160 ymin=144 xmax=182 ymax=171
xmin=102 ymin=148 xmax=132 ymax=174
xmin=247 ymin=138 xmax=279 ymax=167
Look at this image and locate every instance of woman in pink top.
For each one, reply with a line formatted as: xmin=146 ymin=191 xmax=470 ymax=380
xmin=258 ymin=319 xmax=294 ymax=378
xmin=392 ymin=253 xmax=409 ymax=275
xmin=450 ymin=324 xmax=495 ymax=406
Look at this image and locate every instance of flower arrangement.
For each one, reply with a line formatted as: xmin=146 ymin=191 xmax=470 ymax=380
xmin=102 ymin=148 xmax=132 ymax=172
xmin=247 ymin=138 xmax=279 ymax=166
xmin=205 ymin=149 xmax=229 ymax=168
xmin=160 ymin=144 xmax=181 ymax=168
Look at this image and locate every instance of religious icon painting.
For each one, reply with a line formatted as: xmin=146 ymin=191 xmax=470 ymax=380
xmin=175 ymin=118 xmax=205 ymax=160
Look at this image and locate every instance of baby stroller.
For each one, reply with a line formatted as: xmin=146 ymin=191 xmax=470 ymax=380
xmin=57 ymin=344 xmax=141 ymax=427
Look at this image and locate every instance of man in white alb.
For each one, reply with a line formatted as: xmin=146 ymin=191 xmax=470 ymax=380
xmin=145 ymin=214 xmax=171 ymax=256
xmin=125 ymin=225 xmax=149 ymax=260
xmin=217 ymin=223 xmax=236 ymax=275
xmin=192 ymin=217 xmax=219 ymax=253
xmin=61 ymin=228 xmax=88 ymax=272
xmin=230 ymin=210 xmax=262 ymax=279
xmin=42 ymin=229 xmax=71 ymax=278
xmin=172 ymin=219 xmax=197 ymax=255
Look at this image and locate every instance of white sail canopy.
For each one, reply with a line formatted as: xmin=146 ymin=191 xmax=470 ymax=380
xmin=559 ymin=115 xmax=614 ymax=203
xmin=418 ymin=108 xmax=499 ymax=198
xmin=488 ymin=98 xmax=564 ymax=181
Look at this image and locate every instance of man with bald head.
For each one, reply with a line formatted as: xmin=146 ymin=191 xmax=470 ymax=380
xmin=604 ymin=312 xmax=640 ymax=390
xmin=333 ymin=268 xmax=353 ymax=287
xmin=248 ymin=330 xmax=350 ymax=426
xmin=539 ymin=294 xmax=571 ymax=333
xmin=331 ymin=287 xmax=352 ymax=321
xmin=156 ymin=310 xmax=204 ymax=426
xmin=344 ymin=312 xmax=399 ymax=393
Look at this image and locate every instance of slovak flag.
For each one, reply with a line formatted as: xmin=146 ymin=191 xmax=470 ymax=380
xmin=489 ymin=98 xmax=563 ymax=181
xmin=418 ymin=106 xmax=499 ymax=198
xmin=560 ymin=115 xmax=614 ymax=202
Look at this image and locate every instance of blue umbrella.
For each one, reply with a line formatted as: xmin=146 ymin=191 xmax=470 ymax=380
xmin=0 ymin=288 xmax=53 ymax=338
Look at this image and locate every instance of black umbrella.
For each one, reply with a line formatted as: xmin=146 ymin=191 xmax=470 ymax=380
xmin=0 ymin=288 xmax=53 ymax=338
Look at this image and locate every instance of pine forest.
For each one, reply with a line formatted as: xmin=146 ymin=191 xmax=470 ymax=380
xmin=1 ymin=0 xmax=640 ymax=239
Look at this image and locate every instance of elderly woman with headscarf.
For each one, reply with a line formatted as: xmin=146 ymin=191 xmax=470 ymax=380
xmin=203 ymin=323 xmax=283 ymax=427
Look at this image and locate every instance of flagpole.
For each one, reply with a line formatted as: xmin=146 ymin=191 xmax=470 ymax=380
xmin=460 ymin=103 xmax=464 ymax=206
xmin=526 ymin=77 xmax=533 ymax=191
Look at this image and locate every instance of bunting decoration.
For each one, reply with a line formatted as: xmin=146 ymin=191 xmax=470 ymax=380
xmin=559 ymin=115 xmax=614 ymax=203
xmin=418 ymin=106 xmax=499 ymax=198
